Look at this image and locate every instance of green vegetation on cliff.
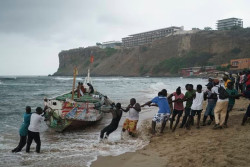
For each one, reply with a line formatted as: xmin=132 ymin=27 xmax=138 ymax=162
xmin=153 ymin=51 xmax=213 ymax=74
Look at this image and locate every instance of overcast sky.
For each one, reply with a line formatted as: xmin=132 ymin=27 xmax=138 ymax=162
xmin=0 ymin=0 xmax=249 ymax=75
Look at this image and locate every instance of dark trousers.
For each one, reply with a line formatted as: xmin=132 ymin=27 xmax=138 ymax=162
xmin=100 ymin=121 xmax=119 ymax=139
xmin=26 ymin=130 xmax=41 ymax=153
xmin=12 ymin=135 xmax=27 ymax=152
xmin=180 ymin=108 xmax=191 ymax=127
xmin=242 ymin=104 xmax=250 ymax=125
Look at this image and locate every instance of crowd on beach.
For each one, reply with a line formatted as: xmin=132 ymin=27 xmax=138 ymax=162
xmin=100 ymin=71 xmax=250 ymax=140
xmin=11 ymin=71 xmax=250 ymax=153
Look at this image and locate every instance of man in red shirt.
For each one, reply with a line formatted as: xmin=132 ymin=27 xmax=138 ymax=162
xmin=168 ymin=87 xmax=185 ymax=132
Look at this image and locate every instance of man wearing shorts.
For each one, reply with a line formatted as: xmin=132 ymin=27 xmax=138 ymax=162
xmin=168 ymin=87 xmax=184 ymax=132
xmin=141 ymin=89 xmax=171 ymax=134
xmin=122 ymin=98 xmax=141 ymax=137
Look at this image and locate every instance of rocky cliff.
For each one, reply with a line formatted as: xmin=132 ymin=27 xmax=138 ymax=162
xmin=54 ymin=28 xmax=250 ymax=76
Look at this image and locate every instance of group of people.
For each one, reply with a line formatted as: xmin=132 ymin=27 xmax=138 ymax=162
xmin=76 ymin=82 xmax=94 ymax=97
xmin=100 ymin=72 xmax=250 ymax=140
xmin=12 ymin=106 xmax=45 ymax=153
xmin=235 ymin=71 xmax=250 ymax=93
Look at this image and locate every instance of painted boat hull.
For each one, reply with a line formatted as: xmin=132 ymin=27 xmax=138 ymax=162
xmin=45 ymin=92 xmax=111 ymax=132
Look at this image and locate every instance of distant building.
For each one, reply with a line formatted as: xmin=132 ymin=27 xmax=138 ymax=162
xmin=230 ymin=58 xmax=250 ymax=70
xmin=122 ymin=26 xmax=184 ymax=47
xmin=180 ymin=66 xmax=216 ymax=77
xmin=221 ymin=63 xmax=229 ymax=68
xmin=217 ymin=18 xmax=243 ymax=30
xmin=97 ymin=41 xmax=122 ymax=49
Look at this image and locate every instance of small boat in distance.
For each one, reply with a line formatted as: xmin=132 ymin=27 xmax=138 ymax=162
xmin=44 ymin=65 xmax=113 ymax=132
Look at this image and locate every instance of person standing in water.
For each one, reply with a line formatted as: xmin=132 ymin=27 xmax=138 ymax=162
xmin=122 ymin=98 xmax=141 ymax=137
xmin=26 ymin=107 xmax=45 ymax=153
xmin=100 ymin=102 xmax=123 ymax=140
xmin=168 ymin=87 xmax=185 ymax=132
xmin=12 ymin=106 xmax=32 ymax=153
xmin=141 ymin=89 xmax=171 ymax=134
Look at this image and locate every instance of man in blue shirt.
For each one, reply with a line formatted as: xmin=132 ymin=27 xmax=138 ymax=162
xmin=141 ymin=89 xmax=171 ymax=134
xmin=12 ymin=106 xmax=32 ymax=153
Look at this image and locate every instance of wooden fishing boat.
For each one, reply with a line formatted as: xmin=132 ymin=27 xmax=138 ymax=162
xmin=44 ymin=65 xmax=113 ymax=132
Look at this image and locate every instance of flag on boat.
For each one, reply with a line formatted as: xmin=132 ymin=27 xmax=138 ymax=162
xmin=90 ymin=55 xmax=94 ymax=63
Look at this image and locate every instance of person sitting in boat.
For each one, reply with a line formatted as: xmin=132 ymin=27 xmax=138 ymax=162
xmin=43 ymin=97 xmax=49 ymax=110
xmin=122 ymin=98 xmax=141 ymax=137
xmin=87 ymin=83 xmax=94 ymax=94
xmin=80 ymin=82 xmax=85 ymax=96
xmin=12 ymin=106 xmax=32 ymax=153
xmin=100 ymin=102 xmax=123 ymax=140
xmin=77 ymin=82 xmax=81 ymax=98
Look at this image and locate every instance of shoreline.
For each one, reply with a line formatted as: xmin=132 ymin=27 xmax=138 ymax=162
xmin=91 ymin=98 xmax=250 ymax=167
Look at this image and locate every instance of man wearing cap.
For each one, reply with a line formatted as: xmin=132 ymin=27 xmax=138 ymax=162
xmin=26 ymin=107 xmax=45 ymax=153
xmin=202 ymin=82 xmax=217 ymax=126
xmin=211 ymin=79 xmax=229 ymax=129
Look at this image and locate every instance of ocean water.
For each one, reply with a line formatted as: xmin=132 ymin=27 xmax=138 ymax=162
xmin=0 ymin=76 xmax=207 ymax=167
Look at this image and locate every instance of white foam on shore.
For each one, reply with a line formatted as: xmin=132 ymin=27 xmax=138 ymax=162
xmin=93 ymin=78 xmax=121 ymax=81
xmin=54 ymin=77 xmax=83 ymax=81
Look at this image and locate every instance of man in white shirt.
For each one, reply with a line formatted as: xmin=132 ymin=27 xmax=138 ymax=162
xmin=122 ymin=98 xmax=141 ymax=137
xmin=212 ymin=79 xmax=229 ymax=129
xmin=26 ymin=107 xmax=45 ymax=153
xmin=186 ymin=85 xmax=205 ymax=129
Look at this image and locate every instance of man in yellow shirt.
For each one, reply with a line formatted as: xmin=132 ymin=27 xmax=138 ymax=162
xmin=223 ymin=75 xmax=231 ymax=88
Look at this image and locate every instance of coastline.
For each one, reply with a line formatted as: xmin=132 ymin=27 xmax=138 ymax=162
xmin=91 ymin=98 xmax=250 ymax=167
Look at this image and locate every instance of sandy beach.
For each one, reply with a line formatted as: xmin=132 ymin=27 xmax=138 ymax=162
xmin=92 ymin=98 xmax=250 ymax=167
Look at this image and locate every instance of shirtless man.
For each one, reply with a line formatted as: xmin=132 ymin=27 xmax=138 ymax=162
xmin=100 ymin=102 xmax=123 ymax=140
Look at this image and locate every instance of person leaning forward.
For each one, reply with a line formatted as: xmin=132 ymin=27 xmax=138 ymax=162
xmin=212 ymin=79 xmax=229 ymax=129
xmin=12 ymin=106 xmax=32 ymax=153
xmin=141 ymin=89 xmax=171 ymax=134
xmin=122 ymin=98 xmax=141 ymax=137
xmin=26 ymin=107 xmax=45 ymax=153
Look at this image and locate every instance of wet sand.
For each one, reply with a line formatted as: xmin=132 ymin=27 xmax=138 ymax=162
xmin=92 ymin=98 xmax=250 ymax=167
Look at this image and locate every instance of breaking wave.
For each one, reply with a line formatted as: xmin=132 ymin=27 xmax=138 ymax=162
xmin=54 ymin=77 xmax=82 ymax=81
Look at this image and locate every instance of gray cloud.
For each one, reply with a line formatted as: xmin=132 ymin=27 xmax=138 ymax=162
xmin=0 ymin=0 xmax=249 ymax=75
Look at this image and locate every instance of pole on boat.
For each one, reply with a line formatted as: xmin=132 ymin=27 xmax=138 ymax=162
xmin=72 ymin=67 xmax=78 ymax=100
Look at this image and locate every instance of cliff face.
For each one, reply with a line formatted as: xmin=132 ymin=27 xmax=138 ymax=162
xmin=54 ymin=29 xmax=250 ymax=76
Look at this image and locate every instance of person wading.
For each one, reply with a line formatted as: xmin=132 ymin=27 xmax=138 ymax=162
xmin=100 ymin=101 xmax=123 ymax=140
xmin=122 ymin=98 xmax=141 ymax=137
xmin=12 ymin=106 xmax=32 ymax=153
xmin=141 ymin=89 xmax=171 ymax=134
xmin=26 ymin=107 xmax=45 ymax=153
